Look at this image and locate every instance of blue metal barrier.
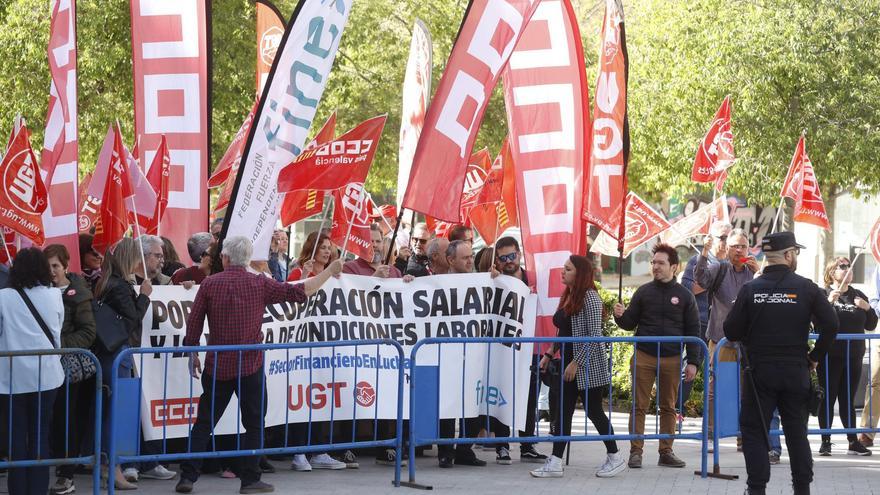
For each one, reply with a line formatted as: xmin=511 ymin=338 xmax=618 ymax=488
xmin=404 ymin=336 xmax=711 ymax=489
xmin=0 ymin=348 xmax=102 ymax=494
xmin=711 ymin=334 xmax=880 ymax=468
xmin=107 ymin=340 xmax=406 ymax=495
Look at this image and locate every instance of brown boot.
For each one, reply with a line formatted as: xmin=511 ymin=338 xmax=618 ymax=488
xmin=658 ymin=451 xmax=686 ymax=468
xmin=627 ymin=452 xmax=642 ymax=468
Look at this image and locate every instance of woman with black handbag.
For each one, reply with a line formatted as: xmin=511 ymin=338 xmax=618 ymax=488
xmin=94 ymin=238 xmax=153 ymax=490
xmin=44 ymin=244 xmax=97 ymax=495
xmin=0 ymin=248 xmax=65 ymax=495
xmin=532 ymin=255 xmax=626 ymax=478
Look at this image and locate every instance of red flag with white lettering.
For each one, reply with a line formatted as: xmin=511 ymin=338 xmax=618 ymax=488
xmin=41 ymin=0 xmax=80 ymax=270
xmin=789 ymin=136 xmax=830 ymax=230
xmin=0 ymin=228 xmax=17 ymax=264
xmin=0 ymin=123 xmax=48 ymax=245
xmin=780 ymin=134 xmax=805 ymax=200
xmin=277 ymin=115 xmax=386 ymax=194
xmin=77 ymin=172 xmax=98 ymax=233
xmin=402 ymin=0 xmax=540 ymax=222
xmin=590 ymin=192 xmax=670 ymax=258
xmin=209 ymin=100 xmax=258 ymax=189
xmin=502 ymin=0 xmax=589 ymax=340
xmin=870 ymin=216 xmax=880 ymax=264
xmin=131 ymin=0 xmax=209 ymax=252
xmin=692 ymin=96 xmax=735 ymax=183
xmin=329 ymin=183 xmax=372 ymax=261
xmin=255 ymin=0 xmax=285 ymax=94
xmin=144 ymin=135 xmax=170 ymax=235
xmin=458 ymin=148 xmax=492 ymax=222
xmin=92 ymin=147 xmax=130 ymax=254
xmin=279 ymin=111 xmax=336 ymax=226
xmin=583 ymin=0 xmax=630 ymax=239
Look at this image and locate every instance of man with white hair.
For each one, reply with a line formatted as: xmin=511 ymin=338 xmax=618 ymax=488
xmin=177 ymin=236 xmax=343 ymax=494
xmin=135 ymin=234 xmax=170 ymax=285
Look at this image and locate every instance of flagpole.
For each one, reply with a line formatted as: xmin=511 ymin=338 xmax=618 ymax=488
xmin=129 ymin=201 xmax=149 ymax=279
xmin=2 ymin=238 xmax=11 ymax=264
xmin=383 ymin=200 xmax=406 ymax=266
xmin=843 ymin=230 xmax=871 ymax=283
xmin=308 ymin=193 xmax=332 ymax=262
xmin=770 ymin=197 xmax=785 ymax=234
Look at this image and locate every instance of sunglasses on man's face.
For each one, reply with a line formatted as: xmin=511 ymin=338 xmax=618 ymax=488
xmin=837 ymin=264 xmax=851 ymax=271
xmin=497 ymin=252 xmax=518 ymax=263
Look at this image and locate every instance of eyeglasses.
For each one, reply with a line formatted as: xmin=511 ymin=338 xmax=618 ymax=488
xmin=837 ymin=264 xmax=850 ymax=270
xmin=786 ymin=248 xmax=801 ymax=256
xmin=497 ymin=252 xmax=518 ymax=263
xmin=730 ymin=244 xmax=748 ymax=250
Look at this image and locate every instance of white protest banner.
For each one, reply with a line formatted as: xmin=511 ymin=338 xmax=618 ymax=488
xmin=223 ymin=0 xmax=354 ymax=260
xmin=136 ymin=273 xmax=536 ymax=441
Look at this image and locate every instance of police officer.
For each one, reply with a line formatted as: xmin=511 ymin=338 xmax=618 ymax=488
xmin=723 ymin=232 xmax=838 ymax=495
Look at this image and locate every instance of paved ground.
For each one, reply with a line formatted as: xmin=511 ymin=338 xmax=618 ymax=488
xmin=30 ymin=410 xmax=880 ymax=495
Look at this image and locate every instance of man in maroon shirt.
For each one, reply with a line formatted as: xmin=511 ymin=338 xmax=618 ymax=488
xmin=342 ymin=224 xmax=402 ymax=278
xmin=176 ymin=236 xmax=342 ymax=494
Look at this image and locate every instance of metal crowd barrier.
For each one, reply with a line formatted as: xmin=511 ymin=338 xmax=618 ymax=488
xmin=404 ymin=336 xmax=711 ymax=489
xmin=710 ymin=334 xmax=880 ymax=478
xmin=106 ymin=340 xmax=406 ymax=495
xmin=0 ymin=348 xmax=103 ymax=494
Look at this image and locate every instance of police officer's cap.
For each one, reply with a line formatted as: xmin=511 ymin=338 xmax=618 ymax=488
xmin=761 ymin=231 xmax=806 ymax=252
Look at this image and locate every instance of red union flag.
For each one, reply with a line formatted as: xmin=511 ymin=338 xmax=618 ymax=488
xmin=458 ymin=148 xmax=492 ymax=221
xmin=0 ymin=124 xmax=48 ymax=245
xmin=502 ymin=0 xmax=589 ymax=339
xmin=93 ymin=141 xmax=131 ymax=254
xmin=277 ymin=115 xmax=386 ymax=193
xmin=41 ymin=0 xmax=80 ymax=269
xmin=144 ymin=135 xmax=170 ymax=234
xmin=870 ymin=216 xmax=880 ymax=264
xmin=330 ymin=183 xmax=372 ymax=260
xmin=781 ymin=134 xmax=806 ymax=200
xmin=692 ymin=96 xmax=735 ymax=184
xmin=583 ymin=0 xmax=630 ymax=238
xmin=77 ymin=172 xmax=98 ymax=233
xmin=256 ymin=0 xmax=285 ymax=94
xmin=130 ymin=0 xmax=209 ymax=253
xmin=402 ymin=0 xmax=540 ymax=222
xmin=474 ymin=147 xmax=504 ymax=206
xmin=789 ymin=137 xmax=830 ymax=230
xmin=659 ymin=196 xmax=728 ymax=247
xmin=590 ymin=192 xmax=669 ymax=257
xmin=209 ymin=100 xmax=258 ymax=189
xmin=279 ymin=112 xmax=336 ymax=226
xmin=0 ymin=228 xmax=17 ymax=264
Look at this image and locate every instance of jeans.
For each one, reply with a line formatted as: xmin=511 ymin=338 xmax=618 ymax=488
xmin=1 ymin=388 xmax=58 ymax=495
xmin=180 ymin=368 xmax=268 ymax=485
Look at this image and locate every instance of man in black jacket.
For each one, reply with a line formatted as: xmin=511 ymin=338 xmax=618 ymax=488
xmin=723 ymin=232 xmax=839 ymax=495
xmin=613 ymin=243 xmax=701 ymax=469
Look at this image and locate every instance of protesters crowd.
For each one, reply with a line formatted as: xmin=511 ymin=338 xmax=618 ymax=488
xmin=1 ymin=212 xmax=879 ymax=494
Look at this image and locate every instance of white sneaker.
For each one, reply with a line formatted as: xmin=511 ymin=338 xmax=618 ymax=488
xmin=529 ymin=456 xmax=563 ymax=478
xmin=309 ymin=453 xmax=346 ymax=470
xmin=122 ymin=468 xmax=139 ymax=483
xmin=291 ymin=454 xmax=312 ymax=472
xmin=139 ymin=464 xmax=177 ymax=480
xmin=50 ymin=477 xmax=75 ymax=495
xmin=596 ymin=452 xmax=626 ymax=478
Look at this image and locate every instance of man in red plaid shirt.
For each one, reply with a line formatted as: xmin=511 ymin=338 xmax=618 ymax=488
xmin=176 ymin=236 xmax=342 ymax=494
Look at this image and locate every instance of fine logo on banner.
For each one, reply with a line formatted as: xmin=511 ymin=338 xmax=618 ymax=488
xmin=4 ymin=149 xmax=44 ymax=214
xmin=260 ymin=26 xmax=283 ymax=66
xmin=354 ymin=381 xmax=375 ymax=407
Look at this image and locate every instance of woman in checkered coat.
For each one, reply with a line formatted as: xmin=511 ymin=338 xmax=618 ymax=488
xmin=530 ymin=255 xmax=626 ymax=479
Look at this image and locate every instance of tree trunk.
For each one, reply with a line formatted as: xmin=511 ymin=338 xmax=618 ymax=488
xmin=820 ymin=187 xmax=839 ymax=275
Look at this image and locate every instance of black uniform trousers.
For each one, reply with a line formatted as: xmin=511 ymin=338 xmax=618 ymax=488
xmin=741 ymin=359 xmax=812 ymax=494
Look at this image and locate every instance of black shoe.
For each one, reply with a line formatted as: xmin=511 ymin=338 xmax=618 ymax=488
xmin=847 ymin=440 xmax=872 ymax=456
xmin=376 ymin=448 xmax=408 ymax=467
xmin=175 ymin=478 xmax=194 ymax=494
xmin=239 ymin=481 xmax=274 ymax=494
xmin=454 ymin=456 xmax=487 ymax=467
xmin=439 ymin=456 xmax=454 ymax=468
xmin=259 ymin=457 xmax=276 ymax=474
xmin=520 ymin=446 xmax=547 ymax=463
xmin=538 ymin=410 xmax=551 ymax=422
xmin=818 ymin=441 xmax=832 ymax=456
xmin=495 ymin=447 xmax=512 ymax=465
